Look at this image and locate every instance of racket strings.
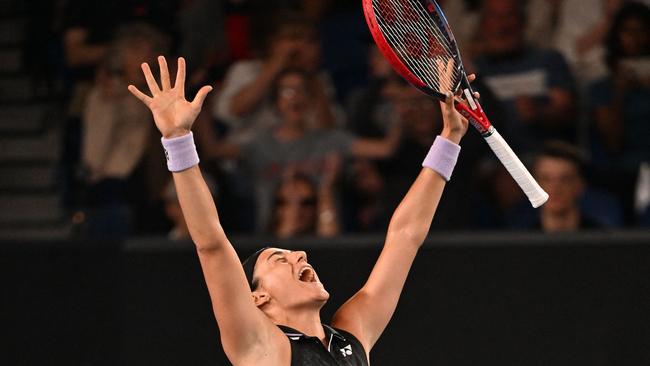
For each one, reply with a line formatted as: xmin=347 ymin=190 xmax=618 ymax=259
xmin=372 ymin=0 xmax=461 ymax=93
xmin=375 ymin=2 xmax=455 ymax=89
xmin=393 ymin=1 xmax=460 ymax=89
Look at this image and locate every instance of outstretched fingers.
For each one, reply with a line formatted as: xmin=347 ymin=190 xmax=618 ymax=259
xmin=158 ymin=56 xmax=171 ymax=91
xmin=174 ymin=57 xmax=186 ymax=97
xmin=191 ymin=85 xmax=213 ymax=110
xmin=127 ymin=85 xmax=152 ymax=106
xmin=141 ymin=62 xmax=161 ymax=95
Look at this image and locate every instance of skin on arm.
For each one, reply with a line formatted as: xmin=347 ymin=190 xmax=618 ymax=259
xmin=349 ymin=121 xmax=403 ymax=159
xmin=228 ymin=39 xmax=300 ymax=117
xmin=332 ymin=61 xmax=470 ymax=355
xmin=64 ymin=28 xmax=108 ymax=67
xmin=128 ymin=56 xmax=287 ymax=364
xmin=515 ymin=88 xmax=575 ymax=127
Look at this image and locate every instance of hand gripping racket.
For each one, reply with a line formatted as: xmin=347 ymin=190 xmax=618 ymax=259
xmin=363 ymin=0 xmax=548 ymax=208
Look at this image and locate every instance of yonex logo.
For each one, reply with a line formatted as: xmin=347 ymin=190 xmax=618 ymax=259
xmin=339 ymin=344 xmax=352 ymax=357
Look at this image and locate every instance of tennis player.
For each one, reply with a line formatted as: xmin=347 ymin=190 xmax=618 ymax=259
xmin=128 ymin=56 xmax=470 ymax=365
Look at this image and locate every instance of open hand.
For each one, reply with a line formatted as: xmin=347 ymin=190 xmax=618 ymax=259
xmin=127 ymin=56 xmax=212 ymax=138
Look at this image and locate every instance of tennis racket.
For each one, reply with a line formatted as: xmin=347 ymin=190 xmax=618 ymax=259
xmin=363 ymin=0 xmax=548 ymax=208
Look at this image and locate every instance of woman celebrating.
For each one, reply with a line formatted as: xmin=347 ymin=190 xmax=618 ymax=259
xmin=128 ymin=56 xmax=469 ymax=365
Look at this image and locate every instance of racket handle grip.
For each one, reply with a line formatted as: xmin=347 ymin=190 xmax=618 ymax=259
xmin=484 ymin=129 xmax=549 ymax=208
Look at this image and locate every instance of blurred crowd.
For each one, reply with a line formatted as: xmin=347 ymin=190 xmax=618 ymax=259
xmin=31 ymin=0 xmax=650 ymax=239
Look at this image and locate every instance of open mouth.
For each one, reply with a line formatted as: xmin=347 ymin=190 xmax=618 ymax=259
xmin=298 ymin=266 xmax=317 ymax=283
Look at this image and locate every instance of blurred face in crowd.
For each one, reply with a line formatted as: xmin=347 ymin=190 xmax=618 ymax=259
xmin=534 ymin=156 xmax=584 ymax=215
xmin=369 ymin=45 xmax=394 ymax=79
xmin=122 ymin=39 xmax=156 ymax=85
xmin=276 ymin=71 xmax=310 ymax=126
xmin=251 ymin=248 xmax=330 ymax=312
xmin=271 ymin=25 xmax=321 ymax=72
xmin=618 ymin=15 xmax=649 ymax=57
xmin=395 ymin=88 xmax=441 ymax=144
xmin=272 ymin=175 xmax=318 ymax=238
xmin=481 ymin=0 xmax=525 ymax=55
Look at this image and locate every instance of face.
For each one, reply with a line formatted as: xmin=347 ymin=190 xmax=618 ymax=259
xmin=252 ymin=248 xmax=330 ymax=310
xmin=276 ymin=72 xmax=310 ymax=125
xmin=369 ymin=45 xmax=393 ymax=79
xmin=618 ymin=17 xmax=649 ymax=57
xmin=273 ymin=178 xmax=318 ymax=237
xmin=535 ymin=157 xmax=584 ymax=214
xmin=481 ymin=0 xmax=525 ymax=55
xmin=394 ymin=88 xmax=441 ymax=142
xmin=123 ymin=40 xmax=156 ymax=86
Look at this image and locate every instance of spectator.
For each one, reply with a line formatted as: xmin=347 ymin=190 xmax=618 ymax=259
xmin=473 ymin=0 xmax=578 ymax=152
xmin=60 ymin=0 xmax=175 ymax=207
xmin=346 ymin=44 xmax=404 ymax=139
xmin=213 ymin=12 xmax=343 ymax=145
xmin=522 ymin=0 xmax=625 ymax=86
xmin=526 ymin=141 xmax=604 ymax=232
xmin=270 ymin=172 xmax=339 ymax=238
xmin=342 ymin=159 xmax=389 ymax=232
xmin=205 ymin=68 xmax=401 ymax=231
xmin=80 ymin=24 xmax=169 ymax=238
xmin=587 ymin=2 xmax=650 ymax=221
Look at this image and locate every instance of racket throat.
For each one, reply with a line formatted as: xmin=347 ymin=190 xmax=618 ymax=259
xmin=454 ymin=94 xmax=494 ymax=137
xmin=463 ymin=88 xmax=478 ymax=111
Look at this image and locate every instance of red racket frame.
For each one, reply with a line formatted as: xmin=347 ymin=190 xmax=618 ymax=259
xmin=362 ymin=0 xmax=493 ymax=136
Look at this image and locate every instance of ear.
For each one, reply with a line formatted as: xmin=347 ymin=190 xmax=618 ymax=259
xmin=252 ymin=290 xmax=271 ymax=308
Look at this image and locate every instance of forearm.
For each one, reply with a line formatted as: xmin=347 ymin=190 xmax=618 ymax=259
xmin=386 ymin=169 xmax=445 ymax=246
xmin=536 ymin=90 xmax=576 ymax=127
xmin=64 ymin=29 xmax=107 ymax=67
xmin=351 ymin=127 xmax=402 ymax=159
xmin=172 ymin=165 xmax=227 ymax=250
xmin=387 ymin=131 xmax=460 ymax=245
xmin=229 ymin=63 xmax=279 ymax=117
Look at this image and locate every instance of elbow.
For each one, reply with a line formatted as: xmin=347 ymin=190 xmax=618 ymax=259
xmin=195 ymin=239 xmax=225 ymax=254
xmin=386 ymin=223 xmax=427 ymax=249
xmin=191 ymin=227 xmax=228 ymax=253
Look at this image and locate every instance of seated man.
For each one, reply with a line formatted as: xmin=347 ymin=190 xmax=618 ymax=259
xmin=474 ymin=0 xmax=577 ymax=151
xmin=529 ymin=141 xmax=605 ymax=232
xmin=128 ymin=56 xmax=470 ymax=365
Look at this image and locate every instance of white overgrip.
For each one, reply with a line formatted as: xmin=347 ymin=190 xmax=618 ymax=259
xmin=484 ymin=129 xmax=549 ymax=208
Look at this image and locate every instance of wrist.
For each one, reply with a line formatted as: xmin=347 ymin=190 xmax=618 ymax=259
xmin=440 ymin=129 xmax=463 ymax=144
xmin=422 ymin=135 xmax=461 ymax=181
xmin=161 ymin=132 xmax=200 ymax=172
xmin=163 ymin=128 xmax=191 ymax=139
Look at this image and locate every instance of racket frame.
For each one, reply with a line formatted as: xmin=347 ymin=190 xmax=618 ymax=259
xmin=363 ymin=0 xmax=549 ymax=208
xmin=363 ymin=0 xmax=493 ymax=136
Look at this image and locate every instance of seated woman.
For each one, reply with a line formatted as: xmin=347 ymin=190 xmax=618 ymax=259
xmin=269 ymin=172 xmax=338 ymax=238
xmin=128 ymin=56 xmax=470 ymax=365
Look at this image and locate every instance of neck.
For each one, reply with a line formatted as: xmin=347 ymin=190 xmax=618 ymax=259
xmin=269 ymin=307 xmax=326 ymax=344
xmin=540 ymin=206 xmax=581 ymax=232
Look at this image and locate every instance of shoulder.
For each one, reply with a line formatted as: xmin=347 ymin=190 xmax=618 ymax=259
xmin=329 ymin=326 xmax=370 ymax=365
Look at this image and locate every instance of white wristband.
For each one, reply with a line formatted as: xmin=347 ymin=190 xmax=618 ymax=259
xmin=161 ymin=132 xmax=200 ymax=172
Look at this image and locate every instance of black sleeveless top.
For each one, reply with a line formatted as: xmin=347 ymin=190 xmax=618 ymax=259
xmin=278 ymin=325 xmax=369 ymax=366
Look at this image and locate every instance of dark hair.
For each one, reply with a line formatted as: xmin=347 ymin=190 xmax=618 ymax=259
xmin=242 ymin=247 xmax=271 ymax=290
xmin=251 ymin=11 xmax=317 ymax=57
xmin=605 ymin=2 xmax=650 ymax=70
xmin=269 ymin=67 xmax=312 ymax=104
xmin=534 ymin=141 xmax=587 ymax=178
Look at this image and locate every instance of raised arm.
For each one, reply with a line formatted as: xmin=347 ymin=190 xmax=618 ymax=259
xmin=332 ymin=86 xmax=469 ymax=353
xmin=128 ymin=56 xmax=281 ymax=363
